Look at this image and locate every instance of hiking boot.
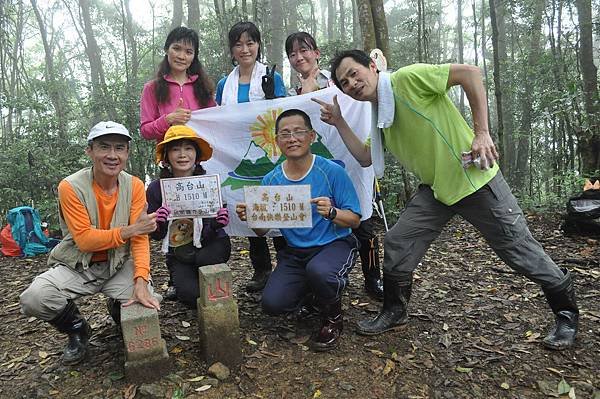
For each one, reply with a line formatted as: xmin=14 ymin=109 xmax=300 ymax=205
xmin=49 ymin=301 xmax=92 ymax=365
xmin=311 ymin=300 xmax=343 ymax=352
xmin=357 ymin=274 xmax=412 ymax=336
xmin=245 ymin=269 xmax=271 ymax=292
xmin=543 ymin=268 xmax=578 ymax=350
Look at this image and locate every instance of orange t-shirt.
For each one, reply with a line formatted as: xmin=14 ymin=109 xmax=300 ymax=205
xmin=57 ymin=177 xmax=150 ymax=281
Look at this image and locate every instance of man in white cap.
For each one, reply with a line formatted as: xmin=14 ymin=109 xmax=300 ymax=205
xmin=20 ymin=121 xmax=161 ymax=365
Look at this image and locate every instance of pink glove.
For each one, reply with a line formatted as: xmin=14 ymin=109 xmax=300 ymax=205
xmin=216 ymin=207 xmax=229 ymax=227
xmin=155 ymin=205 xmax=171 ymax=223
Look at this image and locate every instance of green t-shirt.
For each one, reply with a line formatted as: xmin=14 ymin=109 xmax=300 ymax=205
xmin=383 ymin=64 xmax=498 ymax=205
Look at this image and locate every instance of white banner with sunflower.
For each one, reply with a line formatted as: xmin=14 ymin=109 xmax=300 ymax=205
xmin=187 ymin=86 xmax=375 ymax=237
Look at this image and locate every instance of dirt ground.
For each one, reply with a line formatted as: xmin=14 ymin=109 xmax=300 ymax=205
xmin=0 ymin=214 xmax=598 ymax=399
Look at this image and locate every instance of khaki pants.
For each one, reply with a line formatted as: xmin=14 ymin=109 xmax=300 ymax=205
xmin=383 ymin=172 xmax=565 ymax=288
xmin=20 ymin=259 xmax=157 ymax=321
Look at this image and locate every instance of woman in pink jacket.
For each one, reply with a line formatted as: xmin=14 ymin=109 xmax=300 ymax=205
xmin=140 ymin=27 xmax=216 ymax=299
xmin=140 ymin=27 xmax=216 ymax=142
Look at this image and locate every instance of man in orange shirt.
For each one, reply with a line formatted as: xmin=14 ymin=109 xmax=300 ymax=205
xmin=20 ymin=121 xmax=160 ymax=365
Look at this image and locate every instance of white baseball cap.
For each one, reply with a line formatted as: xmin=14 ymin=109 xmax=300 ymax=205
xmin=87 ymin=121 xmax=132 ymax=142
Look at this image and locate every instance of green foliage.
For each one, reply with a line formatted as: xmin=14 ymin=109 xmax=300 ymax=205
xmin=318 ymin=39 xmax=349 ymax=67
xmin=378 ymin=153 xmax=419 ymax=224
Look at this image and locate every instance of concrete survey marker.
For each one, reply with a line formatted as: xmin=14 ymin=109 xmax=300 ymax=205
xmin=197 ymin=264 xmax=242 ymax=368
xmin=121 ymin=303 xmax=170 ymax=382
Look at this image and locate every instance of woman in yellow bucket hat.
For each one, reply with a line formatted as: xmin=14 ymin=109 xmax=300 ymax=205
xmin=146 ymin=125 xmax=231 ymax=307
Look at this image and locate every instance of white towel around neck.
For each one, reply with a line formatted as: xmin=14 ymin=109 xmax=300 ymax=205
xmin=369 ymin=72 xmax=395 ymax=178
xmin=221 ymin=62 xmax=267 ymax=105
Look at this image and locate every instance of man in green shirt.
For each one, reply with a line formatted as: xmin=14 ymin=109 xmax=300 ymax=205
xmin=314 ymin=49 xmax=577 ymax=350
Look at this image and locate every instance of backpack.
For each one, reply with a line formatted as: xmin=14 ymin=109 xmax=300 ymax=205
xmin=0 ymin=224 xmax=21 ymax=257
xmin=6 ymin=206 xmax=52 ymax=256
xmin=561 ymin=189 xmax=600 ymax=236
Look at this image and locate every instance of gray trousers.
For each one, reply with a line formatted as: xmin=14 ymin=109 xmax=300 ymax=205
xmin=20 ymin=259 xmax=157 ymax=321
xmin=384 ymin=172 xmax=565 ymax=289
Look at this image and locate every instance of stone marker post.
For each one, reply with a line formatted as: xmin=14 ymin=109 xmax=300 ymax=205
xmin=121 ymin=303 xmax=170 ymax=382
xmin=197 ymin=264 xmax=242 ymax=368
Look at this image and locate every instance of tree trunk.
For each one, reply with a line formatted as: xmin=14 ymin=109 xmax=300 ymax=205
xmin=188 ymin=0 xmax=200 ymax=29
xmin=480 ymin=0 xmax=492 ymax=139
xmin=213 ymin=0 xmax=230 ymax=75
xmin=118 ymin=0 xmax=140 ymax=140
xmin=457 ymin=0 xmax=465 ymax=116
xmin=356 ymin=0 xmax=376 ymax=52
xmin=488 ymin=0 xmax=514 ymax=174
xmin=310 ymin=1 xmax=317 ymax=37
xmin=241 ymin=0 xmax=248 ymax=19
xmin=30 ymin=0 xmax=65 ymax=137
xmin=339 ymin=0 xmax=346 ymax=42
xmin=513 ymin=0 xmax=545 ymax=191
xmin=417 ymin=0 xmax=423 ymax=62
xmin=351 ymin=0 xmax=362 ymax=48
xmin=269 ymin=0 xmax=284 ymax=70
xmin=320 ymin=0 xmax=327 ymax=37
xmin=370 ymin=0 xmax=390 ymax=63
xmin=286 ymin=0 xmax=298 ymax=34
xmin=171 ymin=0 xmax=183 ymax=30
xmin=286 ymin=0 xmax=299 ymax=88
xmin=472 ymin=1 xmax=478 ymax=66
xmin=124 ymin=0 xmax=138 ymax=81
xmin=327 ymin=0 xmax=335 ymax=41
xmin=0 ymin=1 xmax=7 ymax=144
xmin=436 ymin=1 xmax=443 ymax=63
xmin=547 ymin=0 xmax=570 ymax=187
xmin=80 ymin=0 xmax=116 ymax=122
xmin=6 ymin=0 xmax=25 ymax=139
xmin=575 ymin=0 xmax=600 ymax=175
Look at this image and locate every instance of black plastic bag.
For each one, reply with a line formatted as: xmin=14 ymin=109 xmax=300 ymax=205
xmin=561 ymin=189 xmax=600 ymax=236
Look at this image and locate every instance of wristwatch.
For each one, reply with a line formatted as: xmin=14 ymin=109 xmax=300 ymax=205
xmin=327 ymin=206 xmax=337 ymax=220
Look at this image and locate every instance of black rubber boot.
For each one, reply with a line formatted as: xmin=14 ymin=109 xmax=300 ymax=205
xmin=542 ymin=268 xmax=578 ymax=350
xmin=360 ymin=236 xmax=384 ymax=300
xmin=246 ymin=269 xmax=272 ymax=292
xmin=311 ymin=300 xmax=343 ymax=352
xmin=246 ymin=236 xmax=274 ymax=292
xmin=48 ymin=301 xmax=92 ymax=365
xmin=356 ymin=274 xmax=412 ymax=336
xmin=106 ymin=298 xmax=121 ymax=326
xmin=164 ymin=255 xmax=177 ymax=301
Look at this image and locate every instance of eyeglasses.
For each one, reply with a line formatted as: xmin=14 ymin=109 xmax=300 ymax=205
xmin=276 ymin=130 xmax=312 ymax=141
xmin=94 ymin=143 xmax=129 ymax=155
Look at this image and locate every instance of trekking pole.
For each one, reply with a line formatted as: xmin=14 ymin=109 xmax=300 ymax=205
xmin=374 ymin=178 xmax=389 ymax=232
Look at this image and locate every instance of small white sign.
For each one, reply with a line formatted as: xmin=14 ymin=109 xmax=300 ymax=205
xmin=160 ymin=175 xmax=222 ymax=219
xmin=244 ymin=185 xmax=312 ymax=228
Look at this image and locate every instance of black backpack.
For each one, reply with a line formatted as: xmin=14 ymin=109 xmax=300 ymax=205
xmin=561 ymin=189 xmax=600 ymax=236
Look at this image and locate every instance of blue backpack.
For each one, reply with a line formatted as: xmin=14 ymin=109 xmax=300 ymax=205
xmin=6 ymin=206 xmax=54 ymax=257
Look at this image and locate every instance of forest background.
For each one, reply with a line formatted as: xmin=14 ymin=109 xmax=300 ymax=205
xmin=0 ymin=0 xmax=599 ymax=228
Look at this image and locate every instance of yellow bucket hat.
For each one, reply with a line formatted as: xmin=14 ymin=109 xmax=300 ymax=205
xmin=155 ymin=125 xmax=213 ymax=164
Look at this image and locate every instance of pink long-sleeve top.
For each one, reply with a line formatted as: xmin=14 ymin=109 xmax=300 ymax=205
xmin=140 ymin=74 xmax=217 ymax=142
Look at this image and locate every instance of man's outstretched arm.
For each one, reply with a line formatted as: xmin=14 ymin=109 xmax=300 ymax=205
xmin=312 ymin=95 xmax=372 ymax=166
